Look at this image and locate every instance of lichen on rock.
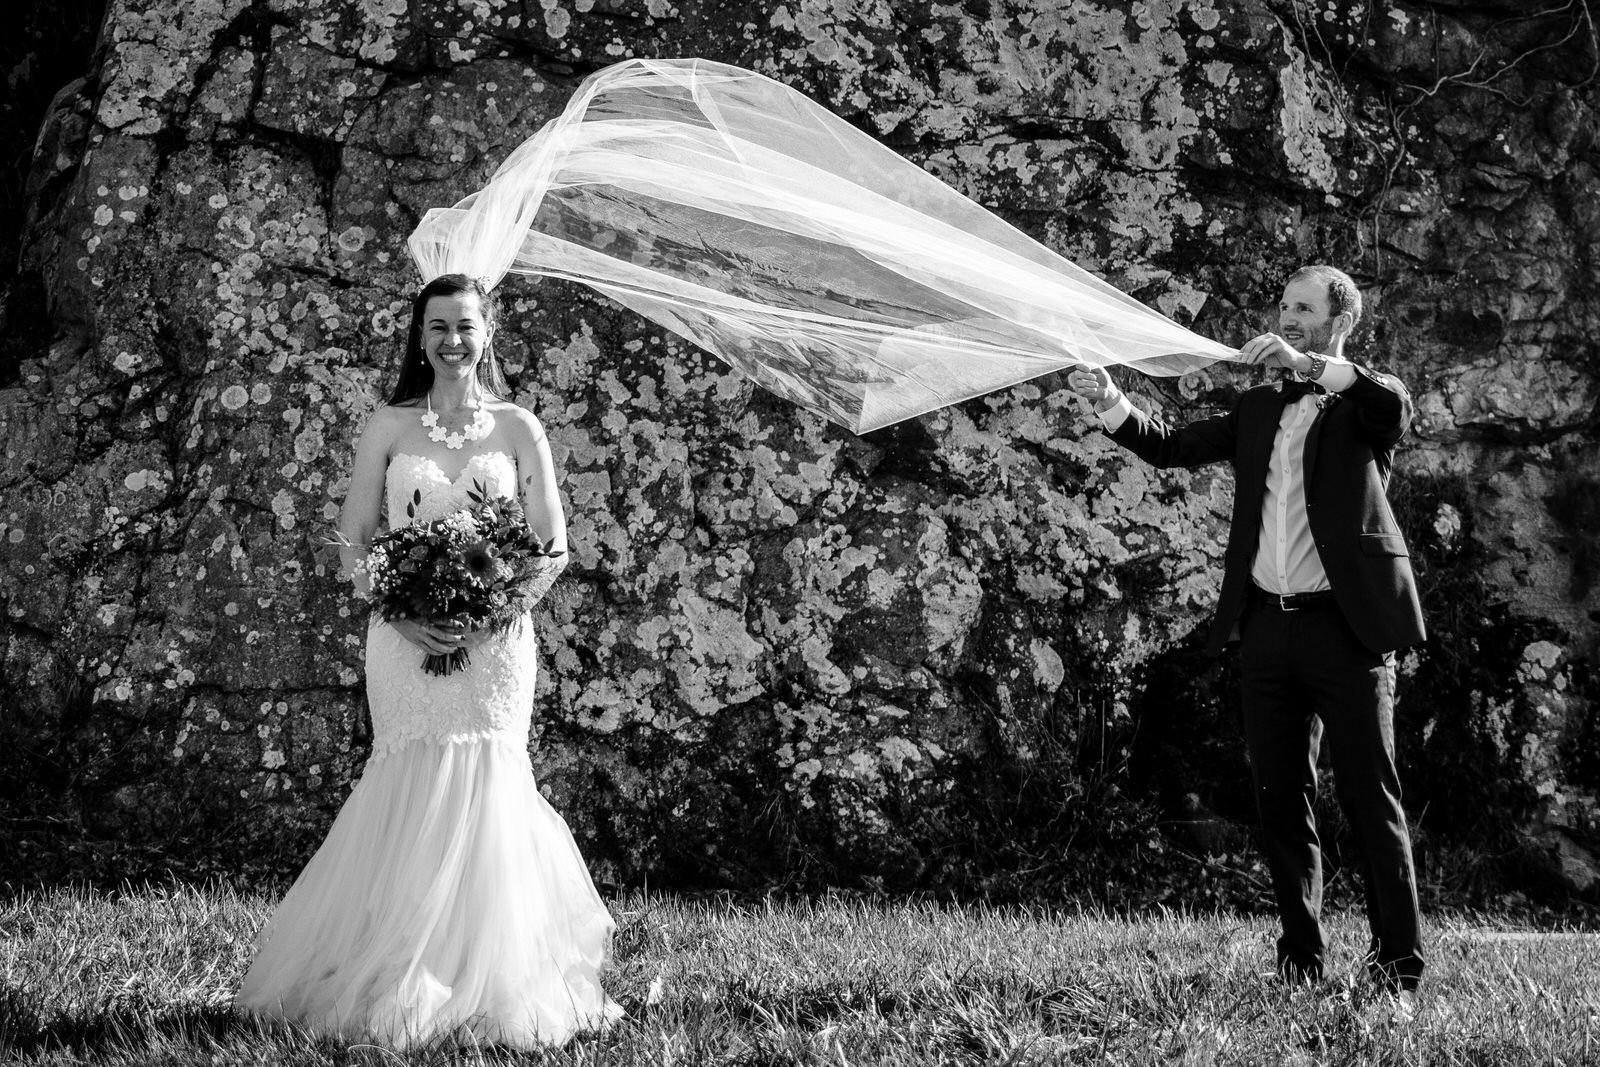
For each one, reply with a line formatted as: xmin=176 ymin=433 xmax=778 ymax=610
xmin=2 ymin=0 xmax=1597 ymax=901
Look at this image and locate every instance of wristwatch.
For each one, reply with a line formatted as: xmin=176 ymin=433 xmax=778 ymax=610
xmin=1306 ymin=354 xmax=1327 ymax=381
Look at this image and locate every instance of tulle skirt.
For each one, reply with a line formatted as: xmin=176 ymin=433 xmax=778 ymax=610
xmin=236 ymin=736 xmax=621 ymax=1048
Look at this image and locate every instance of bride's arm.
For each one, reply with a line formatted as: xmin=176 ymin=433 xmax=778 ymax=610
xmin=509 ymin=408 xmax=567 ymax=555
xmin=509 ymin=406 xmax=569 ymax=604
xmin=339 ymin=409 xmax=461 ymax=655
xmin=337 ymin=409 xmax=397 ymax=593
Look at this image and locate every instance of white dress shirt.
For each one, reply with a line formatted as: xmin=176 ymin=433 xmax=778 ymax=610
xmin=1097 ymin=359 xmax=1358 ymax=595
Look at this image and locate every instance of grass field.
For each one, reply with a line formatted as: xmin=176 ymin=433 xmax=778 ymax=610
xmin=1 ymin=883 xmax=1595 ymax=1065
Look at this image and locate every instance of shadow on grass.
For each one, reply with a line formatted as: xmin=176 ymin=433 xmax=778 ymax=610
xmin=704 ymin=966 xmax=1228 ymax=1036
xmin=0 ymin=993 xmax=240 ymax=1060
xmin=0 ymin=980 xmax=653 ymax=1066
xmin=0 ymin=992 xmax=430 ymax=1066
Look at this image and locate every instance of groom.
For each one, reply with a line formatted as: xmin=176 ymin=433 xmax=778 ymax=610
xmin=1068 ymin=265 xmax=1426 ymax=997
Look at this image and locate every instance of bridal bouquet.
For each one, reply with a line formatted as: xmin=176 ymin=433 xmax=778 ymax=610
xmin=360 ymin=482 xmax=565 ymax=676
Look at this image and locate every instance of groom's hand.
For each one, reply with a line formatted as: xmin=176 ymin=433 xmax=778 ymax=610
xmin=1066 ymin=364 xmax=1122 ymax=413
xmin=1239 ymin=333 xmax=1312 ymax=374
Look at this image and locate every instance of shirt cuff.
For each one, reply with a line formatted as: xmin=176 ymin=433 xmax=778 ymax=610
xmin=1096 ymin=392 xmax=1134 ymax=432
xmin=1316 ymin=357 xmax=1358 ymax=393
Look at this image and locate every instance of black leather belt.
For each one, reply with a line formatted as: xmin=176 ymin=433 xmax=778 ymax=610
xmin=1250 ymin=585 xmax=1337 ymax=612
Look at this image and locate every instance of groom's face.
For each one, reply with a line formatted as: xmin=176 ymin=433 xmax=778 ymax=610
xmin=1277 ymin=278 xmax=1337 ymax=355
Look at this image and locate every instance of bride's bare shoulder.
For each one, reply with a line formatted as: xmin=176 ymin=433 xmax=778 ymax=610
xmin=354 ymin=403 xmax=416 ymax=448
xmin=371 ymin=402 xmax=422 ymax=426
xmin=493 ymin=400 xmax=548 ymax=444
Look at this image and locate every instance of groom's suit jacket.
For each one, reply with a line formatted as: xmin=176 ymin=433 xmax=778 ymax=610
xmin=1107 ymin=367 xmax=1427 ymax=656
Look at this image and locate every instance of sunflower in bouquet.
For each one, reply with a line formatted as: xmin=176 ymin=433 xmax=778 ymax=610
xmin=360 ymin=481 xmax=565 ymax=675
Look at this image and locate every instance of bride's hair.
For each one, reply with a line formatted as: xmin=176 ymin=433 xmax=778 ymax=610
xmin=387 ymin=273 xmax=512 ymax=405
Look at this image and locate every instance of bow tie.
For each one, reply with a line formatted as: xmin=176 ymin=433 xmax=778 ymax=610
xmin=1282 ymin=378 xmax=1327 ymax=401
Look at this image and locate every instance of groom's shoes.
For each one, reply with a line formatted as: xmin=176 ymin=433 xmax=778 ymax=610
xmin=1358 ymin=986 xmax=1419 ymax=1027
xmin=1276 ymin=958 xmax=1325 ymax=988
xmin=1373 ymin=972 xmax=1420 ymax=1026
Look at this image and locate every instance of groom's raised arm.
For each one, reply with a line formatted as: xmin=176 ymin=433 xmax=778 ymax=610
xmin=1067 ymin=365 xmax=1239 ymax=470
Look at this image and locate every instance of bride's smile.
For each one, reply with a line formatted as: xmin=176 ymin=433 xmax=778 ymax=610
xmin=422 ymin=293 xmax=492 ymax=382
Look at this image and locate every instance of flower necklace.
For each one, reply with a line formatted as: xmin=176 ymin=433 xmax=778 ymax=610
xmin=421 ymin=393 xmax=493 ymax=450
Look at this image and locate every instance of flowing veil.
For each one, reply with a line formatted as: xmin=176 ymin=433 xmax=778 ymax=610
xmin=409 ymin=58 xmax=1238 ymax=433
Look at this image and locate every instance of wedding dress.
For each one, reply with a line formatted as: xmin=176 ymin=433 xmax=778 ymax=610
xmin=236 ymin=450 xmax=620 ymax=1047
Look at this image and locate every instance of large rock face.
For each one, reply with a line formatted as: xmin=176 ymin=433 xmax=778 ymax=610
xmin=3 ymin=0 xmax=1597 ymax=899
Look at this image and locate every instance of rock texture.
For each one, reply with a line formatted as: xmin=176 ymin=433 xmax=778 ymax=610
xmin=2 ymin=0 xmax=1597 ymax=899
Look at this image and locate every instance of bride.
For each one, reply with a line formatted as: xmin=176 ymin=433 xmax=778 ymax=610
xmin=236 ymin=272 xmax=621 ymax=1046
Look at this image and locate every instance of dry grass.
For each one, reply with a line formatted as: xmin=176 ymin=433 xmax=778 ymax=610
xmin=2 ymin=883 xmax=1596 ymax=1064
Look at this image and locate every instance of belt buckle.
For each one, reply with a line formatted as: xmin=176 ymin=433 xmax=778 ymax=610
xmin=1275 ymin=592 xmax=1299 ymax=612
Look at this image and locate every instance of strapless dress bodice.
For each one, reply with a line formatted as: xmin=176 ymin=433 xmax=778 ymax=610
xmin=386 ymin=451 xmax=518 ymax=527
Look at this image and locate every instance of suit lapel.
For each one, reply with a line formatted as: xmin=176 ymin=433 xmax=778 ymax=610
xmin=1246 ymin=384 xmax=1294 ymax=485
xmin=1302 ymin=392 xmax=1340 ymax=486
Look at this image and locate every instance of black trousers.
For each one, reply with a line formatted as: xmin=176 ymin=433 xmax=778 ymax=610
xmin=1239 ymin=593 xmax=1424 ymax=989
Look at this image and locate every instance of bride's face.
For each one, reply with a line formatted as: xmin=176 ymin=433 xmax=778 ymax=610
xmin=421 ymin=293 xmax=493 ymax=386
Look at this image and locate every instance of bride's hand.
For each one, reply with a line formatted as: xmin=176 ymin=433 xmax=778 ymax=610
xmin=389 ymin=617 xmax=470 ymax=655
xmin=436 ymin=617 xmax=493 ymax=650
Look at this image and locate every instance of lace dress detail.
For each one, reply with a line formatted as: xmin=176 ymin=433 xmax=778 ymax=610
xmin=237 ymin=449 xmax=619 ymax=1047
xmin=369 ymin=451 xmax=535 ymax=753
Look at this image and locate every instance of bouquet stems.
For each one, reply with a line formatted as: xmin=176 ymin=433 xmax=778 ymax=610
xmin=422 ymin=648 xmax=472 ymax=676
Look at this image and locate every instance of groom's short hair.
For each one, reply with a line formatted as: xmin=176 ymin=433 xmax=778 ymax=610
xmin=1288 ymin=264 xmax=1363 ymax=329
